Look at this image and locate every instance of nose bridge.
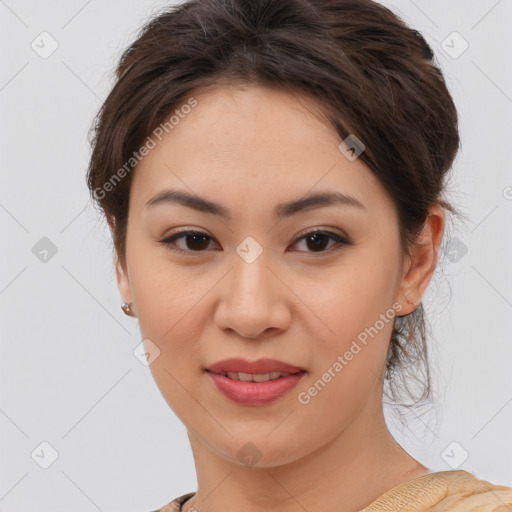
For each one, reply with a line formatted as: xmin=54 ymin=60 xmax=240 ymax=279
xmin=214 ymin=242 xmax=289 ymax=338
xmin=230 ymin=243 xmax=274 ymax=307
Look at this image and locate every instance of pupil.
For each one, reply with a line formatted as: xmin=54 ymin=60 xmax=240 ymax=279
xmin=307 ymin=233 xmax=328 ymax=251
xmin=187 ymin=234 xmax=209 ymax=251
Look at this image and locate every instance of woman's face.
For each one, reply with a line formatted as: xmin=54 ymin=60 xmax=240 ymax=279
xmin=117 ymin=84 xmax=413 ymax=467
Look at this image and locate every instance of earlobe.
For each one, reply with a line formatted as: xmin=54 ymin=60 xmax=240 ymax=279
xmin=397 ymin=205 xmax=445 ymax=314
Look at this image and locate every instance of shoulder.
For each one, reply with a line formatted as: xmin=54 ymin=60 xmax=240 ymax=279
xmin=149 ymin=491 xmax=196 ymax=512
xmin=362 ymin=470 xmax=512 ymax=511
xmin=432 ymin=470 xmax=512 ymax=511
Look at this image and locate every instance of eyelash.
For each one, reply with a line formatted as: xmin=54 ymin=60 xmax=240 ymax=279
xmin=159 ymin=228 xmax=350 ymax=255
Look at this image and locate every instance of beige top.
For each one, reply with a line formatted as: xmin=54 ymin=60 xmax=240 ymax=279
xmin=152 ymin=470 xmax=512 ymax=511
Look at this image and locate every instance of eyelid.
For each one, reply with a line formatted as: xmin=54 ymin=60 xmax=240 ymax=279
xmin=293 ymin=225 xmax=349 ymax=243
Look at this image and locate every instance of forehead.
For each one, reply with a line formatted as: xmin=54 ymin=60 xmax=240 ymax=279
xmin=129 ymin=84 xmax=395 ymax=221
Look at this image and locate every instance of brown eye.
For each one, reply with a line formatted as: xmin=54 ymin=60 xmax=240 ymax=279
xmin=290 ymin=229 xmax=349 ymax=254
xmin=160 ymin=230 xmax=217 ymax=253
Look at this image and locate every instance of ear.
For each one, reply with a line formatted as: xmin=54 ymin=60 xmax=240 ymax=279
xmin=397 ymin=204 xmax=445 ymax=315
xmin=116 ymin=256 xmax=136 ymax=315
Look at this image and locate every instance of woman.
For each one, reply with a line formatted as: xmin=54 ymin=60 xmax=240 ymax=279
xmin=86 ymin=0 xmax=512 ymax=510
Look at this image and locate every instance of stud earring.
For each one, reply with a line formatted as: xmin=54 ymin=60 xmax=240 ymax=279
xmin=121 ymin=302 xmax=135 ymax=317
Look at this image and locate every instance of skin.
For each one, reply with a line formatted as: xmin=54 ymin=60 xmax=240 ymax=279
xmin=116 ymin=84 xmax=444 ymax=512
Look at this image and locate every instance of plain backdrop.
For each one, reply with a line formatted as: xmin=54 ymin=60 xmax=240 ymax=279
xmin=1 ymin=0 xmax=511 ymax=511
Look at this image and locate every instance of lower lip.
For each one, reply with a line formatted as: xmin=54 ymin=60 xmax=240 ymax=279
xmin=206 ymin=370 xmax=307 ymax=406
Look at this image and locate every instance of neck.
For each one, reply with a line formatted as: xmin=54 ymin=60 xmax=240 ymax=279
xmin=183 ymin=401 xmax=429 ymax=512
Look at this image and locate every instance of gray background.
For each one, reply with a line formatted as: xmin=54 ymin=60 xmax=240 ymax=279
xmin=1 ymin=0 xmax=511 ymax=511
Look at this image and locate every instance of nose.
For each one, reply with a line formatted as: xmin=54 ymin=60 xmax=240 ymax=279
xmin=214 ymin=251 xmax=291 ymax=340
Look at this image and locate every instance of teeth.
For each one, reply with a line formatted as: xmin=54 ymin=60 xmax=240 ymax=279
xmin=223 ymin=371 xmax=291 ymax=382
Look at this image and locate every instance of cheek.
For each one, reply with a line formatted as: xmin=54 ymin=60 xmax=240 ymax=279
xmin=306 ymin=245 xmax=400 ymax=346
xmin=299 ymin=245 xmax=401 ymax=404
xmin=128 ymin=240 xmax=206 ymax=335
xmin=295 ymin=281 xmax=398 ymax=436
xmin=125 ymin=246 xmax=209 ymax=391
xmin=129 ymin=252 xmax=211 ymax=418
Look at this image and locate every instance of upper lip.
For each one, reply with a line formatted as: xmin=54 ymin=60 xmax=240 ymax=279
xmin=206 ymin=358 xmax=306 ymax=375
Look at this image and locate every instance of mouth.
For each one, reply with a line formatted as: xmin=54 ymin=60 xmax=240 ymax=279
xmin=204 ymin=358 xmax=308 ymax=406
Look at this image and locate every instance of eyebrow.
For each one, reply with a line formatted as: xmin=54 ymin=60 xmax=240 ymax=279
xmin=144 ymin=189 xmax=365 ymax=220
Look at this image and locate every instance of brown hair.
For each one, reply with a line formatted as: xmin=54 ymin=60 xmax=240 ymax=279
xmin=86 ymin=0 xmax=460 ymax=412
